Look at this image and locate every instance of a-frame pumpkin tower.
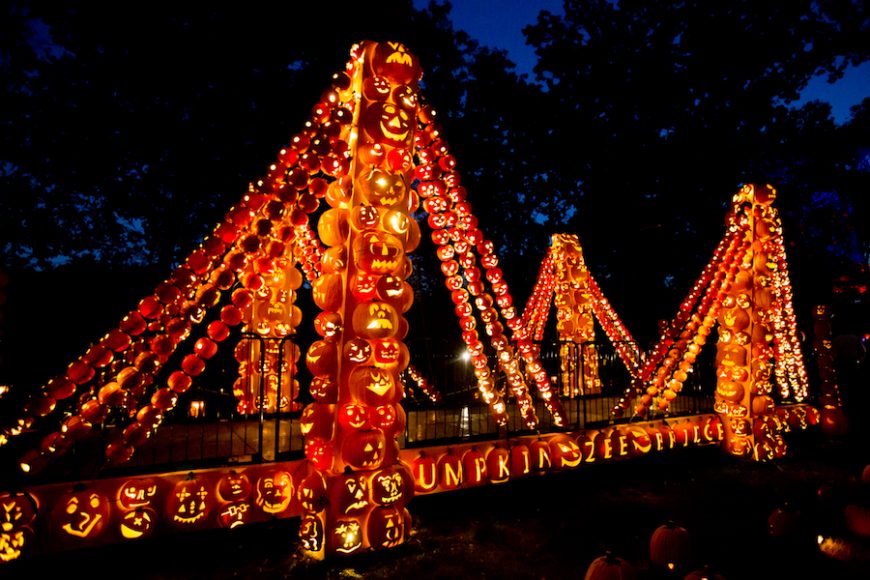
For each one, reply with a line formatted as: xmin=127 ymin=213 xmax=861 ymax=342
xmin=0 ymin=41 xmax=571 ymax=560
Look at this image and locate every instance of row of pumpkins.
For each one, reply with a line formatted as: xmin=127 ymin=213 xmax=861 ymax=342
xmin=585 ymin=463 xmax=870 ymax=579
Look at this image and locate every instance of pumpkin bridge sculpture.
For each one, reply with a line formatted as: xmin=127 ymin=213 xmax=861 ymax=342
xmin=0 ymin=41 xmax=838 ymax=563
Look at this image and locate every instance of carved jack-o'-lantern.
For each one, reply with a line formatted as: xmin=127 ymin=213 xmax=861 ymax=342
xmin=437 ymin=451 xmax=464 ymax=491
xmin=462 ymin=448 xmax=488 ymax=486
xmin=309 ymin=376 xmax=338 ymax=404
xmin=364 ymin=102 xmax=412 ymax=147
xmin=344 ymin=337 xmax=373 ymax=364
xmin=218 ymin=501 xmax=251 ymax=529
xmin=352 ymin=301 xmax=400 ymax=340
xmin=254 ymin=469 xmax=294 ymax=515
xmin=369 ymin=465 xmax=410 ymax=506
xmin=118 ymin=478 xmax=159 ymax=510
xmin=297 ymin=471 xmax=327 ymax=513
xmin=217 ymin=471 xmax=252 ymax=503
xmin=331 ymin=518 xmax=363 ymax=555
xmin=329 ymin=473 xmax=370 ymax=516
xmin=341 ymin=429 xmax=386 ymax=470
xmin=372 ymin=338 xmax=407 ymax=369
xmin=362 ymin=75 xmax=392 ymax=101
xmin=360 ymin=169 xmax=407 ymax=207
xmin=349 ymin=365 xmax=397 ymax=406
xmin=367 ymin=506 xmax=405 ymax=549
xmin=119 ymin=507 xmax=157 ymax=540
xmin=338 ymin=403 xmax=371 ymax=431
xmin=301 ymin=403 xmax=336 ymax=440
xmin=350 ymin=204 xmax=382 ymax=231
xmin=305 ymin=437 xmax=335 ymax=471
xmin=0 ymin=491 xmax=38 ymax=532
xmin=311 ymin=273 xmax=344 ymax=311
xmin=410 ymin=452 xmax=438 ymax=493
xmin=371 ymin=41 xmax=421 ymax=85
xmin=306 ymin=339 xmax=339 ymax=378
xmin=299 ymin=514 xmax=324 ymax=553
xmin=351 ymin=273 xmax=379 ymax=302
xmin=354 ymin=231 xmax=403 ymax=276
xmin=57 ymin=488 xmax=112 ymax=539
xmin=486 ymin=446 xmax=511 ymax=484
xmin=0 ymin=527 xmax=33 ymax=562
xmin=549 ymin=434 xmax=583 ymax=470
xmin=716 ymin=380 xmax=745 ymax=403
xmin=167 ymin=476 xmax=213 ymax=527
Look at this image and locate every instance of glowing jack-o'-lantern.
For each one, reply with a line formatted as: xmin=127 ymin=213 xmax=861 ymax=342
xmin=351 ymin=273 xmax=379 ymax=302
xmin=118 ymin=478 xmax=159 ymax=510
xmin=344 ymin=337 xmax=373 ymax=364
xmin=650 ymin=520 xmax=691 ymax=572
xmin=339 ymin=403 xmax=371 ymax=431
xmin=437 ymin=451 xmax=464 ymax=491
xmin=218 ymin=501 xmax=251 ymax=529
xmin=305 ymin=437 xmax=335 ymax=471
xmin=411 ymin=452 xmax=438 ymax=493
xmin=372 ymin=337 xmax=408 ymax=369
xmin=329 ymin=473 xmax=370 ymax=516
xmin=57 ymin=488 xmax=112 ymax=539
xmin=341 ymin=429 xmax=386 ymax=470
xmin=369 ymin=465 xmax=410 ymax=506
xmin=306 ymin=339 xmax=339 ymax=378
xmin=119 ymin=507 xmax=157 ymax=540
xmin=299 ymin=514 xmax=324 ymax=553
xmin=364 ymin=102 xmax=411 ymax=147
xmin=309 ymin=376 xmax=338 ymax=404
xmin=367 ymin=506 xmax=405 ymax=549
xmin=462 ymin=448 xmax=488 ymax=486
xmin=0 ymin=491 xmax=38 ymax=532
xmin=301 ymin=403 xmax=336 ymax=440
xmin=549 ymin=434 xmax=583 ymax=470
xmin=349 ymin=366 xmax=396 ymax=406
xmin=217 ymin=471 xmax=252 ymax=503
xmin=360 ymin=169 xmax=407 ymax=207
xmin=352 ymin=301 xmax=399 ymax=340
xmin=0 ymin=528 xmax=33 ymax=562
xmin=167 ymin=476 xmax=213 ymax=527
xmin=371 ymin=41 xmax=421 ymax=85
xmin=331 ymin=518 xmax=363 ymax=555
xmin=311 ymin=273 xmax=344 ymax=311
xmin=354 ymin=231 xmax=403 ymax=276
xmin=254 ymin=469 xmax=294 ymax=515
xmin=297 ymin=471 xmax=327 ymax=513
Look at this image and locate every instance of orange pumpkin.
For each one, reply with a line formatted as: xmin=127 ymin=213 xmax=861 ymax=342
xmin=366 ymin=505 xmax=405 ymax=549
xmin=583 ymin=551 xmax=636 ymax=580
xmin=55 ymin=487 xmax=112 ymax=540
xmin=117 ymin=478 xmax=159 ymax=510
xmin=486 ymin=446 xmax=511 ymax=484
xmin=253 ymin=469 xmax=294 ymax=515
xmin=371 ymin=41 xmax=421 ymax=85
xmin=167 ymin=475 xmax=214 ymax=527
xmin=340 ymin=429 xmax=387 ymax=470
xmin=410 ymin=452 xmax=438 ymax=493
xmin=649 ymin=521 xmax=691 ymax=572
xmin=119 ymin=507 xmax=157 ymax=540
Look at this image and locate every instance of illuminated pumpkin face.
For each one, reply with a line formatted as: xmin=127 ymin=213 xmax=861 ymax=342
xmin=367 ymin=506 xmax=405 ymax=549
xmin=254 ymin=470 xmax=294 ymax=515
xmin=370 ymin=403 xmax=397 ymax=431
xmin=344 ymin=337 xmax=372 ymax=364
xmin=549 ymin=435 xmax=583 ymax=470
xmin=309 ymin=376 xmax=338 ymax=404
xmin=58 ymin=490 xmax=111 ymax=539
xmin=299 ymin=514 xmax=324 ymax=552
xmin=331 ymin=473 xmax=370 ymax=515
xmin=321 ymin=246 xmax=347 ymax=274
xmin=311 ymin=273 xmax=344 ymax=311
xmin=352 ymin=301 xmax=400 ymax=340
xmin=300 ymin=403 xmax=336 ymax=440
xmin=364 ymin=102 xmax=412 ymax=147
xmin=297 ymin=472 xmax=327 ymax=513
xmin=331 ymin=519 xmax=363 ymax=555
xmin=350 ymin=366 xmax=396 ymax=406
xmin=351 ymin=273 xmax=379 ymax=302
xmin=361 ymin=169 xmax=407 ymax=207
xmin=341 ymin=429 xmax=386 ymax=470
xmin=716 ymin=380 xmax=745 ymax=402
xmin=217 ymin=471 xmax=252 ymax=503
xmin=118 ymin=478 xmax=158 ymax=510
xmin=339 ymin=403 xmax=371 ymax=431
xmin=0 ymin=492 xmax=37 ymax=532
xmin=0 ymin=528 xmax=32 ymax=562
xmin=168 ymin=478 xmax=213 ymax=527
xmin=350 ymin=204 xmax=382 ymax=230
xmin=218 ymin=501 xmax=251 ymax=529
xmin=354 ymin=231 xmax=403 ymax=275
xmin=392 ymin=84 xmax=417 ymax=111
xmin=372 ymin=41 xmax=421 ymax=85
xmin=369 ymin=466 xmax=407 ymax=506
xmin=119 ymin=507 xmax=156 ymax=540
xmin=362 ymin=75 xmax=392 ymax=101
xmin=372 ymin=338 xmax=403 ymax=368
xmin=305 ymin=438 xmax=335 ymax=471
xmin=306 ymin=339 xmax=339 ymax=378
xmin=313 ymin=311 xmax=343 ymax=338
